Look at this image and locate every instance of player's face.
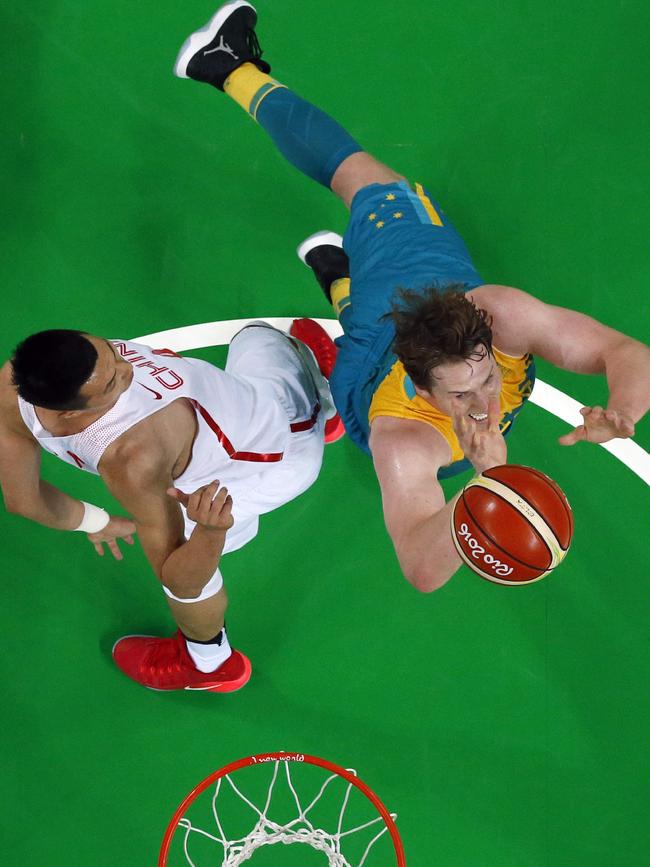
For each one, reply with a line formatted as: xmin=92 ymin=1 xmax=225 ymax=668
xmin=421 ymin=348 xmax=501 ymax=424
xmin=73 ymin=336 xmax=133 ymax=414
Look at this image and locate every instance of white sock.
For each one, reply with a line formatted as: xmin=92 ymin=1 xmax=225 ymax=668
xmin=185 ymin=629 xmax=232 ymax=673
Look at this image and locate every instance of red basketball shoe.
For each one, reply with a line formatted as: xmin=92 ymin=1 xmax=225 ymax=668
xmin=290 ymin=317 xmax=345 ymax=444
xmin=112 ymin=630 xmax=251 ymax=692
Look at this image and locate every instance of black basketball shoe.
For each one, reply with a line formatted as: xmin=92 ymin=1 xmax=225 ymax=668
xmin=297 ymin=231 xmax=350 ymax=303
xmin=174 ymin=1 xmax=270 ymax=91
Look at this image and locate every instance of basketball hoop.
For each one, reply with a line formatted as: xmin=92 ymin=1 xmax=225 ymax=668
xmin=159 ymin=752 xmax=406 ymax=866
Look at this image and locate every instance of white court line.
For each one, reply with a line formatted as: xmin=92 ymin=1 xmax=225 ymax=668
xmin=135 ymin=318 xmax=650 ymax=487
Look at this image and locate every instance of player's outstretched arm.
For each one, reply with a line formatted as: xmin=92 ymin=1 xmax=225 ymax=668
xmin=472 ymin=285 xmax=650 ymax=446
xmin=370 ymin=418 xmax=463 ymax=592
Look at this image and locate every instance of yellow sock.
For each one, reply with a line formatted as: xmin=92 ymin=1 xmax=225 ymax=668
xmin=224 ymin=63 xmax=287 ymax=120
xmin=331 ymin=277 xmax=351 ymax=318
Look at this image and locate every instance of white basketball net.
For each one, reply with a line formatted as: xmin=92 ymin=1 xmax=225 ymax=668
xmin=175 ymin=758 xmax=396 ymax=865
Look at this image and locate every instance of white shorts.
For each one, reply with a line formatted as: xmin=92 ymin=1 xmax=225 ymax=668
xmin=181 ymin=323 xmax=331 ymax=554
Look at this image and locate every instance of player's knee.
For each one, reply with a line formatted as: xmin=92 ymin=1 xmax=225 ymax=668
xmin=331 ymin=152 xmax=405 ymax=208
xmin=162 ymin=568 xmax=224 ymax=603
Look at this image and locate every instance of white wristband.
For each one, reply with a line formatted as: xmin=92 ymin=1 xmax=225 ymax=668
xmin=74 ymin=502 xmax=110 ymax=534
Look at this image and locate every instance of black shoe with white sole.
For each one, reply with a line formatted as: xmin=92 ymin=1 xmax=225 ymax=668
xmin=174 ymin=1 xmax=270 ymax=90
xmin=297 ymin=231 xmax=350 ymax=303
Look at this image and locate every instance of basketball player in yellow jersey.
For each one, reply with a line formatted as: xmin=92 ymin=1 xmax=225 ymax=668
xmin=174 ymin=2 xmax=650 ymax=591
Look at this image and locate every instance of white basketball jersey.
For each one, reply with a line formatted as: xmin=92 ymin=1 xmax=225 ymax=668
xmin=16 ymin=338 xmax=313 ymax=496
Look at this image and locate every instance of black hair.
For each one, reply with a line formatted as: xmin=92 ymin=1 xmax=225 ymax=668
xmin=11 ymin=330 xmax=98 ymax=410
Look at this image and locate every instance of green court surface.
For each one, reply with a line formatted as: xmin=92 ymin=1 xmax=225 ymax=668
xmin=2 ymin=1 xmax=649 ymax=864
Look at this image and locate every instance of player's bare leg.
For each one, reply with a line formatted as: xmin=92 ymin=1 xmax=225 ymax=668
xmin=173 ymin=3 xmax=404 ymax=437
xmin=112 ymin=580 xmax=249 ymax=692
xmin=113 ymin=537 xmax=249 ymax=692
xmin=166 ymin=586 xmax=227 ymax=642
xmin=331 ymin=153 xmax=405 ymax=209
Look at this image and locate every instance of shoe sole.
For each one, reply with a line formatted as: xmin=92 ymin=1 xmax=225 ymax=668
xmin=286 ymin=327 xmax=338 ymax=422
xmin=324 ymin=415 xmax=345 ymax=444
xmin=185 ymin=653 xmax=252 ymax=692
xmin=297 ymin=230 xmax=344 ymax=265
xmin=173 ymin=0 xmax=256 ymax=78
xmin=112 ymin=635 xmax=252 ymax=693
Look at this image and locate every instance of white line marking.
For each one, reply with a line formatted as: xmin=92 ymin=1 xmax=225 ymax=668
xmin=133 ymin=318 xmax=650 ymax=486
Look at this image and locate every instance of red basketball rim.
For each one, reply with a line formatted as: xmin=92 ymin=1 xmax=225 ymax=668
xmin=159 ymin=751 xmax=407 ymax=866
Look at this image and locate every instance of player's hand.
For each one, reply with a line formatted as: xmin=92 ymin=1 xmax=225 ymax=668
xmin=87 ymin=515 xmax=136 ymax=561
xmin=558 ymin=406 xmax=635 ymax=446
xmin=167 ymin=481 xmax=234 ymax=533
xmin=451 ymin=397 xmax=507 ymax=474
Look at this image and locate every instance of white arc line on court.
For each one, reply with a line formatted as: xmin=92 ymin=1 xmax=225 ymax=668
xmin=134 ymin=317 xmax=650 ymax=487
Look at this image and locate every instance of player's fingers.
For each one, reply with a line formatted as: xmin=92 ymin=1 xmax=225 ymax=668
xmin=199 ymin=481 xmax=219 ymax=506
xmin=460 ymin=417 xmax=475 ymax=445
xmin=617 ymin=416 xmax=635 ymax=436
xmin=108 ymin=539 xmax=123 ymax=561
xmin=203 ymin=480 xmax=221 ymax=499
xmin=93 ymin=542 xmax=104 ymax=557
xmin=218 ymin=496 xmax=234 ymax=527
xmin=212 ymin=485 xmax=228 ymax=502
xmin=487 ymin=397 xmax=500 ymax=433
xmin=450 ymin=406 xmax=466 ymax=432
xmin=124 ymin=535 xmax=134 ymax=545
xmin=188 ymin=486 xmax=209 ymax=517
xmin=167 ymin=487 xmax=190 ymax=507
xmin=187 ymin=484 xmax=214 ymax=524
xmin=198 ymin=482 xmax=221 ymax=520
xmin=558 ymin=425 xmax=585 ymax=446
xmin=207 ymin=493 xmax=227 ymax=521
xmin=211 ymin=487 xmax=229 ymax=511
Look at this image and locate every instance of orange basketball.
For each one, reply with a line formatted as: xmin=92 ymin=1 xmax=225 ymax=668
xmin=451 ymin=464 xmax=574 ymax=585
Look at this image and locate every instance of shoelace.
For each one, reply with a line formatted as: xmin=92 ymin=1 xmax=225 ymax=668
xmin=246 ymin=29 xmax=263 ymax=62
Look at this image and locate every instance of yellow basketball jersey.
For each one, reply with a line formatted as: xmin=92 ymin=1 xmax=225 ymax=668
xmin=368 ymin=348 xmax=535 ymax=466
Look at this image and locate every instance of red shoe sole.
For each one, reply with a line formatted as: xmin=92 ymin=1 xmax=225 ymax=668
xmin=325 ymin=415 xmax=345 ymax=444
xmin=290 ymin=318 xmax=338 ymax=379
xmin=185 ymin=653 xmax=252 ymax=693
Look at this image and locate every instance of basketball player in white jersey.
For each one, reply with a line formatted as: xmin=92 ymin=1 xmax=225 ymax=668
xmin=0 ymin=322 xmax=339 ymax=692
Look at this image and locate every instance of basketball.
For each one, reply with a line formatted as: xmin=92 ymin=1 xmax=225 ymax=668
xmin=451 ymin=465 xmax=574 ymax=585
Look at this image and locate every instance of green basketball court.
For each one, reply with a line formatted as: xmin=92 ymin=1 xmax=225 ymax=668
xmin=2 ymin=1 xmax=649 ymax=864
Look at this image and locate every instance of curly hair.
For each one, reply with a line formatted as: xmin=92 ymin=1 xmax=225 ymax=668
xmin=388 ymin=285 xmax=493 ymax=390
